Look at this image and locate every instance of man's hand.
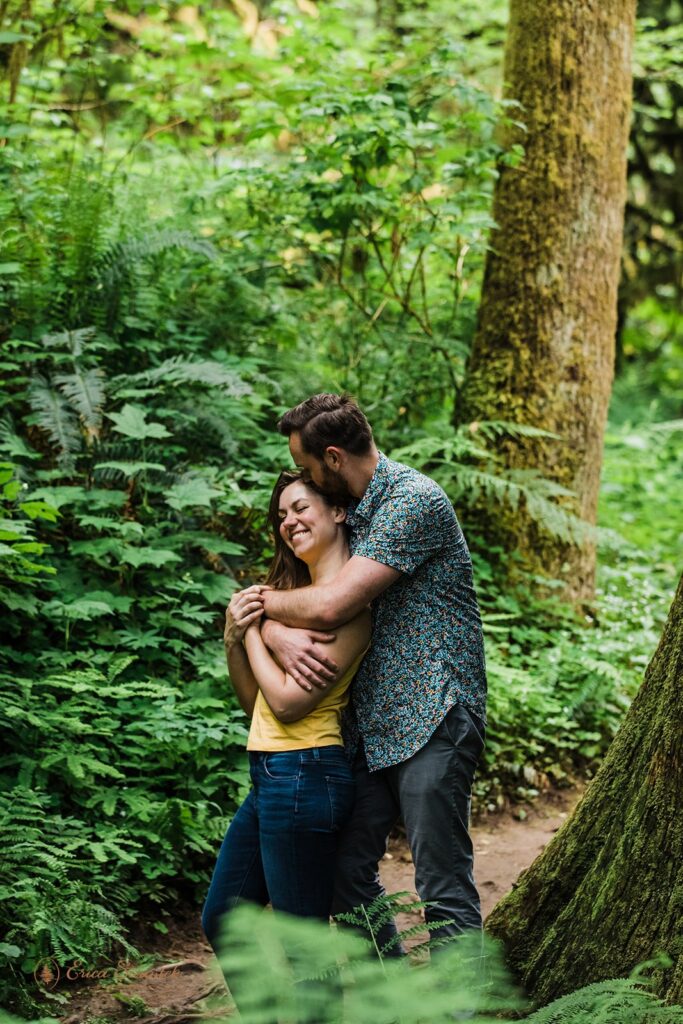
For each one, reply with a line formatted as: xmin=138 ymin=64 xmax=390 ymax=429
xmin=261 ymin=620 xmax=339 ymax=692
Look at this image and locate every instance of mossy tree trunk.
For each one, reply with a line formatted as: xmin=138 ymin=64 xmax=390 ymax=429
xmin=486 ymin=571 xmax=683 ymax=1005
xmin=458 ymin=0 xmax=636 ymax=601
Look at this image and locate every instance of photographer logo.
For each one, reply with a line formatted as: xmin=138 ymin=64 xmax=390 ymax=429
xmin=33 ymin=958 xmax=60 ymax=989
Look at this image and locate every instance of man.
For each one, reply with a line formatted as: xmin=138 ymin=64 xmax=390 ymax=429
xmin=258 ymin=393 xmax=487 ymax=952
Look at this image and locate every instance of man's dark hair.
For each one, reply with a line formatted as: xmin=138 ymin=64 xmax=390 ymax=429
xmin=277 ymin=393 xmax=373 ymax=459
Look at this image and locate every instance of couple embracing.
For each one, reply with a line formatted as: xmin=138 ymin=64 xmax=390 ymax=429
xmin=202 ymin=393 xmax=487 ymax=979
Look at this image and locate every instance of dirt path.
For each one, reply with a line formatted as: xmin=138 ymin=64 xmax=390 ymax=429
xmin=380 ymin=785 xmax=580 ymax=946
xmin=58 ymin=787 xmax=580 ymax=1024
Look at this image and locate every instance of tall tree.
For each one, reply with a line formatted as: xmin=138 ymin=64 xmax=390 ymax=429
xmin=486 ymin=570 xmax=683 ymax=1005
xmin=458 ymin=0 xmax=637 ymax=600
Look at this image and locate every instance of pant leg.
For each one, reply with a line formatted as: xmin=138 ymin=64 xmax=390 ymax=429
xmin=330 ymin=746 xmax=403 ymax=955
xmin=397 ymin=704 xmax=486 ymax=943
xmin=201 ymin=787 xmax=269 ymax=956
xmin=256 ymin=747 xmax=356 ymax=919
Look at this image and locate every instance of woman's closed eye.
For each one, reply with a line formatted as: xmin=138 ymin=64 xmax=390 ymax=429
xmin=279 ymin=503 xmax=308 ymax=520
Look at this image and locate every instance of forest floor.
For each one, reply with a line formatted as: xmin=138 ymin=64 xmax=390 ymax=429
xmin=56 ymin=786 xmax=582 ymax=1024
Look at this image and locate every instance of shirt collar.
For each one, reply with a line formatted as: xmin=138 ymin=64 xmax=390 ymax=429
xmin=346 ymin=451 xmax=391 ymax=528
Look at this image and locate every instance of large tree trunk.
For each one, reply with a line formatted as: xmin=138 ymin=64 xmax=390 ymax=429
xmin=486 ymin=571 xmax=683 ymax=1005
xmin=458 ymin=0 xmax=636 ymax=601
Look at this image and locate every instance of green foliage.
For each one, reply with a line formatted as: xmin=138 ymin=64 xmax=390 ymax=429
xmin=216 ymin=903 xmax=523 ymax=1024
xmin=0 ymin=0 xmax=681 ymax=1016
xmin=0 ymin=462 xmax=57 ymax=593
xmin=599 ymin=418 xmax=682 ymax=557
xmin=334 ymin=890 xmax=459 ymax=961
xmin=0 ymin=662 xmax=250 ymax=949
xmin=0 ymin=662 xmax=251 ymax=1012
xmin=390 ymin=425 xmax=622 ymax=549
xmin=521 ymin=980 xmax=683 ymax=1023
xmin=624 ymin=6 xmax=683 ymax=351
xmin=207 ymin=904 xmax=683 ymax=1024
xmin=227 ymin=35 xmax=515 ymax=422
xmin=614 ymin=298 xmax=683 ymax=420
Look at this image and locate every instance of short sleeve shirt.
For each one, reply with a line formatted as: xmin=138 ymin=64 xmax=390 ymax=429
xmin=344 ymin=452 xmax=487 ymax=771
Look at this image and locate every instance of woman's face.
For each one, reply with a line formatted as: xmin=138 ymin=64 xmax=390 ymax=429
xmin=277 ymin=481 xmax=344 ymax=564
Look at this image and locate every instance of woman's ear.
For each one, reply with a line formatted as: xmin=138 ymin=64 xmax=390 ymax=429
xmin=333 ymin=506 xmax=347 ymax=524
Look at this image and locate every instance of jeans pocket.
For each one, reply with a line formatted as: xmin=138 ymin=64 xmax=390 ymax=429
xmin=442 ymin=704 xmax=485 ymax=766
xmin=263 ymin=752 xmax=301 ymax=781
xmin=325 ymin=776 xmax=356 ymax=831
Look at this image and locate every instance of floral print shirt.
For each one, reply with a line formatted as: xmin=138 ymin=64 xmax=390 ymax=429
xmin=344 ymin=452 xmax=487 ymax=771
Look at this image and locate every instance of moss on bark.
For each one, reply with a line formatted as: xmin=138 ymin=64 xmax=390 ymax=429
xmin=459 ymin=0 xmax=637 ymax=600
xmin=486 ymin=571 xmax=683 ymax=1006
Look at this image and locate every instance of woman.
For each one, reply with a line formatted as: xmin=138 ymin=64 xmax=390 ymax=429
xmin=202 ymin=470 xmax=371 ymax=955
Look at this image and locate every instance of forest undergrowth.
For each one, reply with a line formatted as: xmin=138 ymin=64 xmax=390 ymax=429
xmin=0 ymin=0 xmax=681 ymax=1015
xmin=1 ymin=148 xmax=679 ymax=1015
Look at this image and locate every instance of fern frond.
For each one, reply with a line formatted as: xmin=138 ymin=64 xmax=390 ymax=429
xmin=524 ymin=976 xmax=683 ymax=1023
xmin=113 ymin=357 xmax=251 ymax=397
xmin=97 ymin=230 xmax=218 ymax=289
xmin=188 ymin=409 xmax=239 ymax=455
xmin=449 ymin=463 xmax=594 ymax=546
xmin=463 ymin=419 xmax=561 ymax=441
xmin=54 ymin=367 xmax=106 ymax=433
xmin=41 ymin=327 xmax=97 ymax=358
xmin=646 ymin=418 xmax=683 ymax=436
xmin=391 ymin=430 xmax=626 ymax=549
xmin=391 ymin=432 xmax=489 ymax=465
xmin=27 ymin=374 xmax=82 ymax=463
xmin=0 ymin=417 xmax=41 ymax=460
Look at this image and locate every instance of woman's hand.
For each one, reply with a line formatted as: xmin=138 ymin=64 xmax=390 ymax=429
xmin=224 ymin=585 xmax=268 ymax=647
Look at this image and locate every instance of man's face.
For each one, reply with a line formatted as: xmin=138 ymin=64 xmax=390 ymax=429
xmin=289 ymin=432 xmax=352 ymax=501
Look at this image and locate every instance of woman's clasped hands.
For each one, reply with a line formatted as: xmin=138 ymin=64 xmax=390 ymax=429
xmin=224 ymin=585 xmax=272 ymax=647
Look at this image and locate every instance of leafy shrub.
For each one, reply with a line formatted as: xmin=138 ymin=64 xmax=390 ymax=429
xmin=0 ymin=3 xmax=680 ymax=1015
xmin=207 ymin=904 xmax=683 ymax=1024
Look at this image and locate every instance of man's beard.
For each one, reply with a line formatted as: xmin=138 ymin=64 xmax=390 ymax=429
xmin=318 ymin=464 xmax=353 ymax=503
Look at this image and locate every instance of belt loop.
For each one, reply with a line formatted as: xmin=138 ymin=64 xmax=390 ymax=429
xmin=313 ymin=748 xmax=320 ymax=761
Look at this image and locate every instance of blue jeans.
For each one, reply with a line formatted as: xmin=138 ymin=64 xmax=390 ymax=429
xmin=202 ymin=746 xmax=355 ymax=954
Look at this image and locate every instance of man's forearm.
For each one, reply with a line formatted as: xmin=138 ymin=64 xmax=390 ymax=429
xmin=262 ymin=556 xmax=398 ymax=629
xmin=263 ymin=584 xmax=340 ymax=629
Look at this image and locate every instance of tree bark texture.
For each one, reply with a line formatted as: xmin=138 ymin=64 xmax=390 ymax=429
xmin=458 ymin=0 xmax=636 ymax=600
xmin=485 ymin=571 xmax=683 ymax=1006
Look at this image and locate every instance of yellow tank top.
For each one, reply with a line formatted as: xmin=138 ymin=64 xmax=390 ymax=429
xmin=247 ymin=646 xmax=368 ymax=752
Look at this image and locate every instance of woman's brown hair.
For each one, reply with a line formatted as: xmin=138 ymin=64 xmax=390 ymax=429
xmin=263 ymin=470 xmax=348 ymax=591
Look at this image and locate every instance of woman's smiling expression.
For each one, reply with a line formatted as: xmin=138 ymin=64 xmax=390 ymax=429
xmin=277 ymin=481 xmax=345 ymax=563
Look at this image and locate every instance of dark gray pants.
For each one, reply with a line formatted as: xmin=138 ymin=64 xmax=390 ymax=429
xmin=331 ymin=703 xmax=486 ymax=954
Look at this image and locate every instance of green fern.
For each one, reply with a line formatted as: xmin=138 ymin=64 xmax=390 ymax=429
xmin=523 ymin=976 xmax=683 ymax=1023
xmin=54 ymin=368 xmax=106 ymax=436
xmin=209 ymin=905 xmax=683 ymax=1024
xmin=334 ymin=890 xmax=452 ymax=961
xmin=0 ymin=463 xmax=57 ymax=587
xmin=0 ymin=788 xmax=138 ymax=974
xmin=216 ymin=902 xmax=523 ymax=1024
xmin=41 ymin=328 xmax=97 ymax=359
xmin=26 ymin=375 xmax=82 ymax=464
xmin=113 ymin=356 xmax=252 ymax=397
xmin=0 ymin=419 xmax=41 ymax=461
xmin=466 ymin=420 xmax=562 ymax=442
xmin=96 ymin=229 xmax=218 ymax=290
xmin=390 ymin=431 xmax=625 ymax=549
